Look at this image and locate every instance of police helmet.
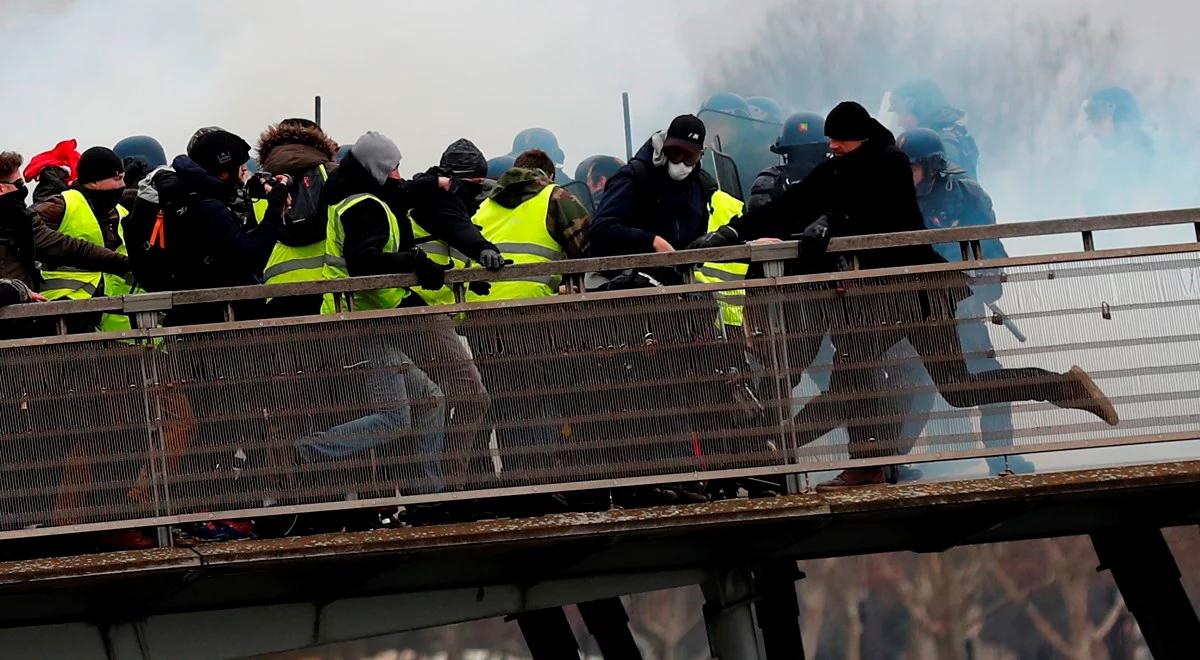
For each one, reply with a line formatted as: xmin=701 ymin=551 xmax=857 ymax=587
xmin=511 ymin=128 xmax=564 ymax=165
xmin=771 ymin=112 xmax=827 ymax=154
xmin=890 ymin=78 xmax=948 ymax=122
xmin=1084 ymin=86 xmax=1141 ymax=125
xmin=897 ymin=128 xmax=948 ymax=173
xmin=487 ymin=155 xmax=515 ymax=179
xmin=699 ymin=92 xmax=752 ymax=118
xmin=113 ymin=135 xmax=167 ymax=169
xmin=746 ymin=96 xmax=785 ymax=123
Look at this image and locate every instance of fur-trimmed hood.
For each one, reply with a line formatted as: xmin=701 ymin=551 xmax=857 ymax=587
xmin=256 ymin=123 xmax=339 ymax=176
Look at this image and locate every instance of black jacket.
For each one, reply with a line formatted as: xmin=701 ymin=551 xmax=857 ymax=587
xmin=322 ymin=154 xmax=446 ymax=279
xmin=731 ymin=119 xmax=945 ymax=271
xmin=156 ymin=156 xmax=281 ymax=326
xmin=407 ymin=169 xmax=497 ymax=262
xmin=590 ymin=138 xmax=712 ymax=256
xmin=748 ymin=147 xmax=830 ymax=214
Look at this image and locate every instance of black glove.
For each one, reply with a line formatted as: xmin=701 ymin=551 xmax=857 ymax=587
xmin=478 ymin=248 xmax=506 ymax=271
xmin=800 ymin=214 xmax=835 ymax=254
xmin=468 ymin=281 xmax=491 ymax=296
xmin=409 ymin=248 xmax=450 ymax=290
xmin=687 ymin=225 xmax=740 ymax=250
xmin=264 ymin=179 xmax=291 ymax=218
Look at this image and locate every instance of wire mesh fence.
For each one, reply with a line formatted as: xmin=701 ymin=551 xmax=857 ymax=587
xmin=1 ymin=249 xmax=1198 ymax=536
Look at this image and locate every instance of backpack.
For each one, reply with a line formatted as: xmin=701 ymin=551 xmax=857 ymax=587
xmin=279 ymin=163 xmax=330 ymax=245
xmin=122 ymin=168 xmax=191 ymax=292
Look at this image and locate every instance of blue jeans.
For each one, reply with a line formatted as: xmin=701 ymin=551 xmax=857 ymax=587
xmin=296 ymin=345 xmax=445 ymax=493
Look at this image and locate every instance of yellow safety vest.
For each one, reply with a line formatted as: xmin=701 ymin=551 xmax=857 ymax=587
xmin=409 ymin=211 xmax=470 ymax=306
xmin=469 ymin=183 xmax=564 ymax=301
xmin=321 ymin=193 xmax=409 ymax=313
xmin=264 ymin=165 xmax=330 ymax=287
xmin=692 ymin=190 xmax=748 ymax=327
xmin=98 ymin=220 xmax=138 ymax=332
xmin=41 ymin=190 xmax=136 ymax=331
xmin=251 ymin=198 xmax=268 ymax=225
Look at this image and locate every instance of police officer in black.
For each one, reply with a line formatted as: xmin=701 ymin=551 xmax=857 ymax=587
xmin=748 ymin=112 xmax=829 ymax=213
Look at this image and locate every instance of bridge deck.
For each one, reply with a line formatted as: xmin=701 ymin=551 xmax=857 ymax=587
xmin=0 ymin=460 xmax=1194 ymax=629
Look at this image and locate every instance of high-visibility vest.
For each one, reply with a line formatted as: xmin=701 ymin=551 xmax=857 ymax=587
xmin=409 ymin=211 xmax=470 ymax=306
xmin=98 ymin=220 xmax=138 ymax=332
xmin=692 ymin=190 xmax=748 ymax=327
xmin=469 ymin=183 xmax=564 ymax=301
xmin=251 ymin=198 xmax=268 ymax=225
xmin=41 ymin=190 xmax=135 ymax=331
xmin=40 ymin=190 xmax=126 ymax=302
xmin=264 ymin=165 xmax=331 ymax=287
xmin=321 ymin=193 xmax=409 ymax=313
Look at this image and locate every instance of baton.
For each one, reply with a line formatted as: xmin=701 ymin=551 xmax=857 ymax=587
xmin=987 ymin=302 xmax=1027 ymax=343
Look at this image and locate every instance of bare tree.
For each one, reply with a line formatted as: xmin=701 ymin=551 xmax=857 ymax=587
xmin=984 ymin=538 xmax=1126 ymax=660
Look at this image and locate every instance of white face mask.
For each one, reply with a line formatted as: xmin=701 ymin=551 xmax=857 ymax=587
xmin=667 ymin=161 xmax=695 ymax=181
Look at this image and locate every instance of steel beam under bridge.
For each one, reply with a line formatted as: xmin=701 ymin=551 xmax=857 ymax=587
xmin=0 ymin=461 xmax=1194 ymax=659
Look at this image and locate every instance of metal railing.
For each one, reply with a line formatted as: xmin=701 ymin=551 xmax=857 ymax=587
xmin=0 ymin=208 xmax=1198 ymax=541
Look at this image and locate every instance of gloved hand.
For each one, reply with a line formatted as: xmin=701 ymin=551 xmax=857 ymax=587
xmin=686 ymin=225 xmax=740 ymax=250
xmin=478 ymin=248 xmax=506 ymax=271
xmin=468 ymin=281 xmax=491 ymax=296
xmin=409 ymin=248 xmax=451 ymax=290
xmin=264 ymin=178 xmax=291 ymax=219
xmin=799 ymin=214 xmax=835 ymax=254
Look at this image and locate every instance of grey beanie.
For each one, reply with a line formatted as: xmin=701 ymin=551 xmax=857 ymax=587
xmin=350 ymin=131 xmax=402 ymax=186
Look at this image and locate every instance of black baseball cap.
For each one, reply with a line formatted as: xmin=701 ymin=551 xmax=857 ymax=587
xmin=664 ymin=114 xmax=706 ymax=157
xmin=188 ymin=129 xmax=251 ymax=176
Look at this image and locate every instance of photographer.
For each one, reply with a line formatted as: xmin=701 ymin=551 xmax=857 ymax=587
xmin=139 ymin=127 xmax=290 ymax=326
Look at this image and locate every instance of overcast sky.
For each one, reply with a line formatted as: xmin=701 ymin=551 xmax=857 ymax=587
xmin=2 ymin=0 xmax=1197 ymax=215
xmin=0 ymin=0 xmax=776 ymax=175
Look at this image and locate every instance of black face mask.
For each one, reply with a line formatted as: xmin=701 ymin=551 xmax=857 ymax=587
xmin=0 ymin=182 xmax=29 ymax=211
xmin=81 ymin=186 xmax=125 ymax=214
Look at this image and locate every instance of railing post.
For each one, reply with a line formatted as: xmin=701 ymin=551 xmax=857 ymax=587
xmin=1081 ymin=231 xmax=1095 ymax=252
xmin=761 ymin=259 xmax=800 ymax=494
xmin=135 ymin=310 xmax=172 ymax=547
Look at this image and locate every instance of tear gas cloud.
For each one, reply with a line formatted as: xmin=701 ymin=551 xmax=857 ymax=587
xmin=1 ymin=0 xmax=1195 ymax=254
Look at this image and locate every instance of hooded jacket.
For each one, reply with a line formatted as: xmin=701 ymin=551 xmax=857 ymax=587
xmin=321 ymin=152 xmax=442 ymax=278
xmin=147 ymin=155 xmax=280 ymax=325
xmin=407 ymin=171 xmax=499 ymax=265
xmin=257 ymin=122 xmax=339 ymax=178
xmin=731 ymin=118 xmax=944 ymax=271
xmin=486 ymin=167 xmax=590 ymax=258
xmin=590 ymin=134 xmax=711 ymax=256
xmin=256 ymin=122 xmax=340 ymax=248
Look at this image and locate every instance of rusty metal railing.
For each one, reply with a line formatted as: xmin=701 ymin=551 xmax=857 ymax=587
xmin=0 ymin=209 xmax=1198 ymax=541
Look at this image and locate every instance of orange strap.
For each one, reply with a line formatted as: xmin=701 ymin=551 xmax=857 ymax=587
xmin=149 ymin=210 xmax=166 ymax=249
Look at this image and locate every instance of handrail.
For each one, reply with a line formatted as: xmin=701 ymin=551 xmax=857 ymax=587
xmin=0 ymin=207 xmax=1196 ymax=325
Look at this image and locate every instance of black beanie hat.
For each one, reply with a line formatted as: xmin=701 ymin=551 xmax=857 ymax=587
xmin=76 ymin=146 xmax=124 ymax=185
xmin=439 ymin=138 xmax=487 ymax=178
xmin=824 ymin=101 xmax=874 ymax=141
xmin=188 ymin=129 xmax=251 ymax=176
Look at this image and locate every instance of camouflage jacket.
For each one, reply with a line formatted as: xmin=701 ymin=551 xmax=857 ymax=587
xmin=487 ymin=167 xmax=590 ymax=258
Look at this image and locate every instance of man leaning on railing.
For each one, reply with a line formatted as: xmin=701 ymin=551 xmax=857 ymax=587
xmin=692 ymin=101 xmax=1119 ymax=490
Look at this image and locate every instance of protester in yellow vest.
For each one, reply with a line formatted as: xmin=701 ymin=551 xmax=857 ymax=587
xmin=470 ymin=148 xmax=591 ymax=301
xmin=32 ymin=147 xmax=136 ymax=332
xmin=256 ymin=118 xmax=341 ymax=317
xmin=408 ymin=138 xmax=506 ymax=306
xmin=318 ymin=131 xmax=493 ymax=487
xmin=692 ymin=190 xmax=748 ymax=329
